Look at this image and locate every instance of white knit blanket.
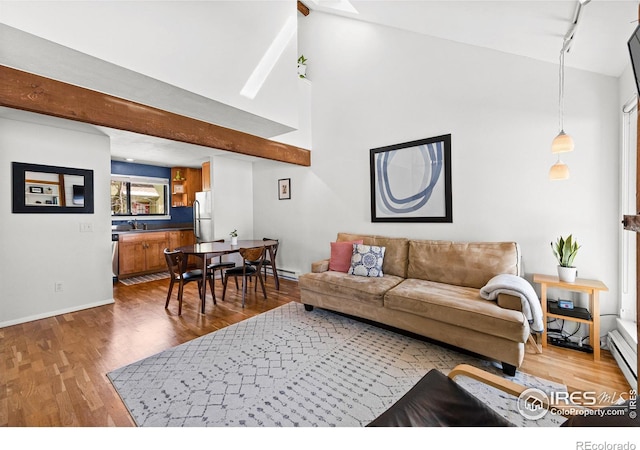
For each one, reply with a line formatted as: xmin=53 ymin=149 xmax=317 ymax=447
xmin=479 ymin=274 xmax=544 ymax=333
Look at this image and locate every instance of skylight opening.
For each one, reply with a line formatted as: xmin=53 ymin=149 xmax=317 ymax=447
xmin=240 ymin=15 xmax=296 ymax=99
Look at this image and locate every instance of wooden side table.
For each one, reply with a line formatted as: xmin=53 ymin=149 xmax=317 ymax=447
xmin=533 ymin=274 xmax=608 ymax=360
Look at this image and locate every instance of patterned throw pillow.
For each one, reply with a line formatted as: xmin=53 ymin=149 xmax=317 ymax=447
xmin=348 ymin=244 xmax=386 ymax=277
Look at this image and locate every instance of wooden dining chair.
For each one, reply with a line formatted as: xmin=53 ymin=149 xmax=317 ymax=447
xmin=222 ymin=246 xmax=267 ymax=307
xmin=246 ymin=237 xmax=279 ymax=287
xmin=206 ymin=239 xmax=236 ymax=302
xmin=164 ymin=248 xmax=204 ymax=315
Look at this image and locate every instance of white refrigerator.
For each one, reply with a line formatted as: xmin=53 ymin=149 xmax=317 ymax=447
xmin=193 ymin=191 xmax=213 ymax=243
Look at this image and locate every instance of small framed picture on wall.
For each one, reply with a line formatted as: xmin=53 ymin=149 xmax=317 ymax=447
xmin=278 ymin=178 xmax=291 ymax=200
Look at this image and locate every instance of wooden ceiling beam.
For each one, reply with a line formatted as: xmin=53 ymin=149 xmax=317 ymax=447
xmin=297 ymin=1 xmax=310 ymax=16
xmin=0 ymin=65 xmax=311 ymax=167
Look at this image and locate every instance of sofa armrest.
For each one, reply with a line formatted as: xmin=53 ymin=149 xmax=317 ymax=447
xmin=311 ymin=259 xmax=330 ymax=273
xmin=496 ymin=293 xmax=523 ymax=312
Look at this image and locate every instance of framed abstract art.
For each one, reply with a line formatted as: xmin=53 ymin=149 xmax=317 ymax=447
xmin=370 ymin=134 xmax=452 ymax=223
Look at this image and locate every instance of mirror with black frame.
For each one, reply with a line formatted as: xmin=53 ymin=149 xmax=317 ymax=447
xmin=12 ymin=162 xmax=94 ymax=214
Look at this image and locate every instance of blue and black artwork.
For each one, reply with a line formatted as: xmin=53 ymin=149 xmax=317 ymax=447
xmin=375 ymin=141 xmax=443 ymax=215
xmin=370 ymin=134 xmax=452 ymax=223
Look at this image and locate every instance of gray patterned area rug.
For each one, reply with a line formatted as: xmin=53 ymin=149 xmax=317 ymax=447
xmin=107 ymin=302 xmax=565 ymax=427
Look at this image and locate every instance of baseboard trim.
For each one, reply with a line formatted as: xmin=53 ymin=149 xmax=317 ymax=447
xmin=0 ymin=298 xmax=115 ymax=328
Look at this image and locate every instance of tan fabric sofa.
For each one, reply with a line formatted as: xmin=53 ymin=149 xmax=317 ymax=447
xmin=298 ymin=232 xmax=530 ymax=375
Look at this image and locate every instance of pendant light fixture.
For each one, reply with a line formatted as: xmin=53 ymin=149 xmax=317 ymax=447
xmin=548 ymin=0 xmax=590 ymax=180
xmin=549 ymin=46 xmax=573 ymax=180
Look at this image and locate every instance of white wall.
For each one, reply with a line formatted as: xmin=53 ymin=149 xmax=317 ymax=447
xmin=212 ymin=155 xmax=254 ymax=241
xmin=1 ymin=1 xmax=299 ymax=130
xmin=254 ymin=12 xmax=622 ymax=338
xmin=211 ymin=155 xmax=255 ymax=268
xmin=0 ymin=110 xmax=114 ymax=327
xmin=255 ymin=77 xmax=313 ymax=275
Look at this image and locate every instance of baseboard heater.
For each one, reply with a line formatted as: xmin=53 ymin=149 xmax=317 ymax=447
xmin=607 ymin=318 xmax=637 ymax=390
xmin=267 ymin=267 xmax=299 ymax=281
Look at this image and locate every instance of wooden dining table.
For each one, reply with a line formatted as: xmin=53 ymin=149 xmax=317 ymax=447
xmin=175 ymin=239 xmax=279 ymax=314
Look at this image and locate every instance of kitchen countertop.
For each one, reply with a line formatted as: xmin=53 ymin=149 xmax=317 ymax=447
xmin=112 ymin=224 xmax=193 ymax=234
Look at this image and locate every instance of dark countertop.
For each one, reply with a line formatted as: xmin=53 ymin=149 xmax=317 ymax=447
xmin=115 ymin=228 xmax=194 ymax=235
xmin=112 ymin=223 xmax=193 ymax=234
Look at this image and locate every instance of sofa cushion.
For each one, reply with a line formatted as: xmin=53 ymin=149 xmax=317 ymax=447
xmin=298 ymin=271 xmax=404 ymax=307
xmin=329 ymin=240 xmax=363 ymax=273
xmin=348 ymin=244 xmax=385 ymax=277
xmin=337 ymin=233 xmax=409 ymax=278
xmin=384 ymin=279 xmax=529 ymax=342
xmin=407 ymin=240 xmax=520 ymax=288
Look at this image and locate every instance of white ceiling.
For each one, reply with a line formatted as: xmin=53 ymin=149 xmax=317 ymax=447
xmin=3 ymin=1 xmax=638 ymax=167
xmin=104 ymin=126 xmax=260 ymax=168
xmin=309 ymin=0 xmax=639 ymax=77
xmin=113 ymin=0 xmax=640 ymax=167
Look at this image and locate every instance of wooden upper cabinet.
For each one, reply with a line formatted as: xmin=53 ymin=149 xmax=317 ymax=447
xmin=185 ymin=168 xmax=202 ymax=204
xmin=202 ymin=161 xmax=211 ymax=191
xmin=171 ymin=167 xmax=202 ymax=207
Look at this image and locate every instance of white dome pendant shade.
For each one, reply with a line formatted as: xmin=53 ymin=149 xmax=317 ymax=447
xmin=549 ymin=42 xmax=574 ymax=180
xmin=549 ymin=158 xmax=570 ymax=180
xmin=551 ymin=130 xmax=575 ymax=154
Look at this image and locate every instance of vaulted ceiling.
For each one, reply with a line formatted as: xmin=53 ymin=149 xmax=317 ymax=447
xmin=1 ymin=1 xmax=637 ymax=168
xmin=306 ymin=0 xmax=638 ymax=77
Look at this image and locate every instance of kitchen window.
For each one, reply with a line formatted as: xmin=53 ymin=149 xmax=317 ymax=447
xmin=111 ymin=175 xmax=169 ymax=217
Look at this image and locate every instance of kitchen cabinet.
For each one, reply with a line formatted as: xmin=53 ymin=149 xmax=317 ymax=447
xmin=169 ymin=230 xmax=197 ymax=269
xmin=169 ymin=230 xmax=196 ymax=250
xmin=202 ymin=161 xmax=211 ymax=191
xmin=119 ymin=231 xmax=169 ymax=277
xmin=171 ymin=167 xmax=202 ymax=207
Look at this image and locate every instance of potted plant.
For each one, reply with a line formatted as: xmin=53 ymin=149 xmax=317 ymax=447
xmin=230 ymin=229 xmax=238 ymax=246
xmin=551 ymin=234 xmax=580 ymax=282
xmin=297 ymin=54 xmax=307 ymax=79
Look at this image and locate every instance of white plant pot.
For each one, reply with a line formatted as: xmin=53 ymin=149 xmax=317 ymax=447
xmin=297 ymin=65 xmax=307 ymax=78
xmin=230 ymin=236 xmax=238 ymax=245
xmin=557 ymin=266 xmax=577 ymax=283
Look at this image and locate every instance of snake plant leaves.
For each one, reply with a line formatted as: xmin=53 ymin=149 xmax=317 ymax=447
xmin=551 ymin=234 xmax=580 ymax=267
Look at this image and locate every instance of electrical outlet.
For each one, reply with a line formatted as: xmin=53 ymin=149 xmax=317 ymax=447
xmin=80 ymin=223 xmax=93 ymax=232
xmin=54 ymin=282 xmax=63 ymax=293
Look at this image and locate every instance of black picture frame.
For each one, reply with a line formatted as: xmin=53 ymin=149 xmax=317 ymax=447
xmin=12 ymin=162 xmax=95 ymax=214
xmin=370 ymin=134 xmax=452 ymax=223
xmin=278 ymin=178 xmax=291 ymax=200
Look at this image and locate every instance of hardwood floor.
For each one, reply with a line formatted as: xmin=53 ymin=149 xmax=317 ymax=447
xmin=0 ymin=276 xmax=632 ymax=427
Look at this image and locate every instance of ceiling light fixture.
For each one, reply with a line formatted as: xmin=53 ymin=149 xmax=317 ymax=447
xmin=549 ymin=159 xmax=570 ymax=180
xmin=549 ymin=0 xmax=589 ymax=180
xmin=551 ymin=47 xmax=574 ymax=155
xmin=549 ymin=47 xmax=573 ymax=180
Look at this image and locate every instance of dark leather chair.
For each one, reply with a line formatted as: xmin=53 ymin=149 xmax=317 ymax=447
xmin=246 ymin=237 xmax=279 ymax=288
xmin=367 ymin=365 xmax=512 ymax=427
xmin=206 ymin=239 xmax=235 ymax=301
xmin=222 ymin=246 xmax=267 ymax=307
xmin=368 ymin=363 xmax=639 ymax=427
xmin=164 ymin=248 xmax=204 ymax=315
